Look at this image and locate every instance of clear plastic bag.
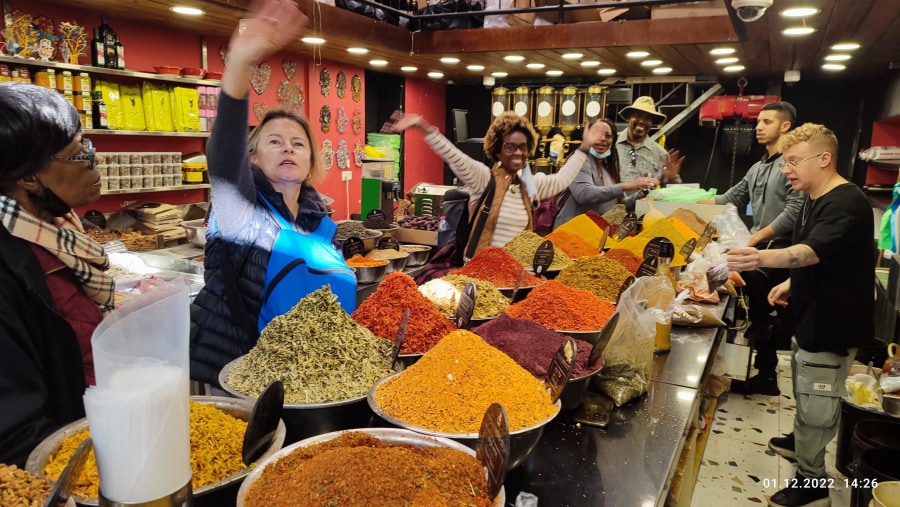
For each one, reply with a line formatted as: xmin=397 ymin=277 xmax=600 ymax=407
xmin=711 ymin=203 xmax=751 ymax=250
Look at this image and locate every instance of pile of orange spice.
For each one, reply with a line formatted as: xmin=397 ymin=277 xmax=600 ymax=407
xmin=603 ymin=248 xmax=643 ymax=275
xmin=345 ymin=255 xmax=389 ymax=268
xmin=506 ymin=280 xmax=616 ymax=331
xmin=546 ymin=229 xmax=598 ymax=258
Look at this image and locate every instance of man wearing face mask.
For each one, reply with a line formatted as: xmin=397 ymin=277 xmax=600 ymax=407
xmin=616 ymin=96 xmax=685 ymax=187
xmin=0 ymin=83 xmax=111 ymax=466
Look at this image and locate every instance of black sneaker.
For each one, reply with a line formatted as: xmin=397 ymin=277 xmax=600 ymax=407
xmin=769 ymin=433 xmax=796 ymax=460
xmin=732 ymin=375 xmax=781 ymax=396
xmin=767 ymin=478 xmax=830 ymax=507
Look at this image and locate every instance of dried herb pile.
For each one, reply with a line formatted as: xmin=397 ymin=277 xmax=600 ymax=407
xmin=228 ymin=286 xmax=394 ymax=403
xmin=335 ymin=221 xmax=380 ymax=240
xmin=556 ymin=255 xmax=635 ymax=301
xmin=503 ymin=230 xmax=572 ymax=271
xmin=452 ymin=247 xmax=542 ymax=288
xmin=505 ymin=280 xmax=616 ymax=331
xmin=418 ymin=274 xmax=509 ymax=319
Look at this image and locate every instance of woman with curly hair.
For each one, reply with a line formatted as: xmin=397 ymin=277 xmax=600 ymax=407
xmin=384 ymin=110 xmax=604 ymax=258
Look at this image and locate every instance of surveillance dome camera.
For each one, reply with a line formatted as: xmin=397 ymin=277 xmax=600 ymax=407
xmin=731 ymin=0 xmax=772 ymax=22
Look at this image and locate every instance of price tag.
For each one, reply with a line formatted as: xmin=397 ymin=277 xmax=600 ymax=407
xmin=636 ymin=258 xmax=658 ymax=278
xmin=341 ymin=236 xmax=365 ymax=259
xmin=545 ymin=339 xmax=576 ymax=403
xmin=590 ymin=312 xmax=618 ymax=365
xmin=532 ymin=240 xmax=555 ymax=276
xmin=613 ymin=213 xmax=638 ymax=241
xmin=476 ymin=403 xmax=509 ymax=500
xmin=509 ymin=269 xmax=525 ymax=303
xmin=680 ymin=238 xmax=697 ymax=259
xmin=642 ymin=236 xmax=669 ymax=260
xmin=598 ymin=226 xmax=609 ymax=254
xmin=366 ymin=209 xmax=387 ymax=220
xmin=616 ymin=276 xmax=635 ymax=305
xmin=84 ymin=210 xmax=107 ymax=229
xmin=390 ymin=308 xmax=410 ymax=367
xmin=697 ymin=223 xmax=716 ymax=252
xmin=377 ymin=236 xmax=400 ymax=250
xmin=455 ymin=282 xmax=476 ymax=330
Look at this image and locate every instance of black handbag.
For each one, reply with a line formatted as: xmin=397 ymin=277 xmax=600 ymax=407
xmin=412 ymin=0 xmax=484 ymax=30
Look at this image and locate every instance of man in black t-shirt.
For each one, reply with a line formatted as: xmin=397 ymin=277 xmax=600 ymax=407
xmin=727 ymin=123 xmax=874 ymax=507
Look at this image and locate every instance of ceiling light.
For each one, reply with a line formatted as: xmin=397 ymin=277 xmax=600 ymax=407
xmin=546 ymin=70 xmax=563 ymax=76
xmin=347 ymin=47 xmax=369 ymax=54
xmin=825 ymin=54 xmax=851 ymax=61
xmin=301 ymin=37 xmax=325 ymax=44
xmin=562 ymin=53 xmax=583 ymax=60
xmin=580 ymin=61 xmax=600 ymax=67
xmin=831 ymin=42 xmax=860 ymax=51
xmin=526 ymin=63 xmax=545 ymax=69
xmin=369 ymin=59 xmax=388 ymax=66
xmin=652 ymin=67 xmax=673 ymax=74
xmin=780 ymin=7 xmax=819 ymax=17
xmin=822 ymin=63 xmax=846 ymax=71
xmin=467 ymin=65 xmax=485 ymax=71
xmin=504 ymin=55 xmax=525 ymax=62
xmin=724 ymin=65 xmax=746 ymax=72
xmin=597 ymin=68 xmax=617 ymax=75
xmin=440 ymin=57 xmax=460 ymax=64
xmin=171 ymin=6 xmax=204 ymax=15
xmin=640 ymin=59 xmax=663 ymax=67
xmin=715 ymin=57 xmax=739 ymax=65
xmin=782 ymin=26 xmax=816 ymax=36
xmin=427 ymin=71 xmax=444 ymax=79
xmin=626 ymin=51 xmax=650 ymax=58
xmin=709 ymin=47 xmax=736 ymax=55
xmin=491 ymin=71 xmax=508 ymax=77
xmin=400 ymin=66 xmax=417 ymax=72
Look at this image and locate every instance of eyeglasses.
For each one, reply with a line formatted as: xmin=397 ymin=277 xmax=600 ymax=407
xmin=50 ymin=138 xmax=95 ymax=168
xmin=629 ymin=148 xmax=636 ymax=166
xmin=502 ymin=142 xmax=529 ymax=154
xmin=779 ymin=152 xmax=823 ymax=170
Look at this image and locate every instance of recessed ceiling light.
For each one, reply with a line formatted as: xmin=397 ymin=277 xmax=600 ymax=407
xmin=440 ymin=57 xmax=460 ymax=64
xmin=369 ymin=59 xmax=388 ymax=66
xmin=652 ymin=67 xmax=673 ymax=74
xmin=831 ymin=42 xmax=860 ymax=51
xmin=427 ymin=71 xmax=444 ymax=79
xmin=782 ymin=26 xmax=816 ymax=36
xmin=724 ymin=65 xmax=745 ymax=72
xmin=715 ymin=57 xmax=739 ymax=65
xmin=709 ymin=47 xmax=736 ymax=55
xmin=301 ymin=37 xmax=325 ymax=44
xmin=825 ymin=54 xmax=852 ymax=61
xmin=526 ymin=63 xmax=545 ymax=69
xmin=580 ymin=61 xmax=600 ymax=67
xmin=822 ymin=63 xmax=846 ymax=71
xmin=780 ymin=7 xmax=819 ymax=17
xmin=491 ymin=71 xmax=508 ymax=78
xmin=627 ymin=51 xmax=650 ymax=58
xmin=171 ymin=6 xmax=204 ymax=15
xmin=400 ymin=66 xmax=417 ymax=72
xmin=562 ymin=53 xmax=583 ymax=60
xmin=504 ymin=55 xmax=525 ymax=62
xmin=467 ymin=65 xmax=485 ymax=71
xmin=546 ymin=70 xmax=563 ymax=76
xmin=347 ymin=47 xmax=369 ymax=54
xmin=640 ymin=59 xmax=663 ymax=67
xmin=597 ymin=68 xmax=617 ymax=75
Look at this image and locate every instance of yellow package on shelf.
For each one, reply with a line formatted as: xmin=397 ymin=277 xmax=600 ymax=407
xmin=142 ymin=82 xmax=175 ymax=132
xmin=96 ymin=80 xmax=124 ymax=130
xmin=171 ymin=87 xmax=200 ymax=132
xmin=118 ymin=83 xmax=146 ymax=131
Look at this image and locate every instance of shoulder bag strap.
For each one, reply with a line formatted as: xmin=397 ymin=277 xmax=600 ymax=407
xmin=464 ymin=176 xmax=496 ymax=261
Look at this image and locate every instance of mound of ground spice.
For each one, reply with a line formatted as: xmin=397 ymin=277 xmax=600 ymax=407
xmin=602 ymin=248 xmax=643 ymax=275
xmin=451 ymin=246 xmax=542 ymax=287
xmin=585 ymin=209 xmax=612 ymax=230
xmin=505 ymin=280 xmax=616 ymax=331
xmin=345 ymin=255 xmax=389 ymax=267
xmin=669 ymin=217 xmax=700 ymax=241
xmin=242 ymin=432 xmax=490 ymax=507
xmin=352 ymin=272 xmax=456 ymax=354
xmin=473 ymin=314 xmax=602 ymax=380
xmin=556 ymin=256 xmax=634 ymax=302
xmin=669 ymin=208 xmax=707 ymax=235
xmin=503 ymin=230 xmax=573 ymax=271
xmin=418 ymin=274 xmax=509 ymax=319
xmin=545 ymin=229 xmax=597 ymax=258
xmin=553 ymin=214 xmax=606 ymax=248
xmin=374 ymin=330 xmax=557 ymax=433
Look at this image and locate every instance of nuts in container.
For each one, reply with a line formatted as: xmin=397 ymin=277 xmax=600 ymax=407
xmin=0 ymin=463 xmax=51 ymax=506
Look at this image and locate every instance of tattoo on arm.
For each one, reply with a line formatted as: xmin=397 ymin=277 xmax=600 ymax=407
xmin=785 ymin=244 xmax=819 ymax=268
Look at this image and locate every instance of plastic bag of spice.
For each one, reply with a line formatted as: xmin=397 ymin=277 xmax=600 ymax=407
xmin=594 ymin=277 xmax=673 ymax=406
xmin=711 ymin=203 xmax=751 ymax=250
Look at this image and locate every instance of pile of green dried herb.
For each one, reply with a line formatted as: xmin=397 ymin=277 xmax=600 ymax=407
xmin=503 ymin=230 xmax=572 ymax=271
xmin=226 ymin=286 xmax=394 ymax=403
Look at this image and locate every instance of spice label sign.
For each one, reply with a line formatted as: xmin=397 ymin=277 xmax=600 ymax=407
xmin=366 ymin=209 xmax=387 ymax=220
xmin=476 ymin=403 xmax=509 ymax=500
xmin=391 ymin=308 xmax=410 ymax=366
xmin=532 ymin=240 xmax=555 ymax=276
xmin=697 ymin=224 xmax=716 ymax=252
xmin=636 ymin=258 xmax=658 ymax=278
xmin=377 ymin=236 xmax=400 ymax=250
xmin=342 ymin=236 xmax=365 ymax=259
xmin=455 ymin=282 xmax=477 ymax=330
xmin=591 ymin=312 xmax=619 ymax=365
xmin=617 ymin=276 xmax=635 ymax=305
xmin=680 ymin=238 xmax=697 ymax=259
xmin=545 ymin=339 xmax=576 ymax=403
xmin=614 ymin=213 xmax=638 ymax=241
xmin=598 ymin=226 xmax=609 ymax=253
xmin=642 ymin=237 xmax=669 ymax=260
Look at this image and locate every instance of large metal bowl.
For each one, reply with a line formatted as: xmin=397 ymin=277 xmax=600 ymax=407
xmin=219 ymin=358 xmax=385 ymax=444
xmin=25 ymin=396 xmax=286 ymax=507
xmin=399 ymin=244 xmax=432 ymax=267
xmin=559 ymin=357 xmax=606 ymax=411
xmin=180 ymin=219 xmax=207 ymax=248
xmin=367 ymin=374 xmax=560 ymax=469
xmin=235 ymin=428 xmax=505 ymax=507
xmin=352 ymin=262 xmax=388 ymax=284
xmin=497 ymin=284 xmax=539 ymax=303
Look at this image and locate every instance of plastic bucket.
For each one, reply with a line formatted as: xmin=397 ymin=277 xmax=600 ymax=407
xmin=850 ymin=420 xmax=900 ymax=474
xmin=853 ymin=448 xmax=900 ymax=507
xmin=836 ymin=400 xmax=891 ymax=476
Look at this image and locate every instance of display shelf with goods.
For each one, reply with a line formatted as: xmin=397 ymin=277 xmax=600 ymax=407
xmin=0 ymin=54 xmax=222 ymax=86
xmin=83 ymin=129 xmax=210 ymax=138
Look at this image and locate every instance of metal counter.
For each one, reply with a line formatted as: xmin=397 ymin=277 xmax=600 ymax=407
xmin=652 ymin=325 xmax=724 ymax=389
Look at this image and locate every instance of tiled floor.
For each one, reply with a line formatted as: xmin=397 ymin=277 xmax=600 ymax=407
xmin=691 ymin=351 xmax=852 ymax=506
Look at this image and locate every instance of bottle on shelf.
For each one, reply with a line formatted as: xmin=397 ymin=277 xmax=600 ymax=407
xmin=91 ymin=28 xmax=105 ymax=68
xmin=98 ymin=15 xmax=118 ymax=69
xmin=115 ymin=35 xmax=125 ymax=70
xmin=92 ymin=91 xmax=108 ymax=129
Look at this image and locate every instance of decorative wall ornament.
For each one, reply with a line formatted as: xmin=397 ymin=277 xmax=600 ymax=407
xmin=322 ymin=140 xmax=335 ymax=170
xmin=336 ymin=106 xmax=349 ymax=134
xmin=319 ymin=105 xmax=332 ymax=133
xmin=319 ymin=67 xmax=331 ymax=96
xmin=336 ymin=70 xmax=347 ymax=99
xmin=351 ymin=74 xmax=362 ymax=102
xmin=352 ymin=109 xmax=363 ymax=135
xmin=282 ymin=60 xmax=297 ymax=80
xmin=337 ymin=140 xmax=350 ymax=169
xmin=2 ymin=11 xmax=55 ymax=60
xmin=250 ymin=62 xmax=272 ymax=95
xmin=354 ymin=140 xmax=365 ymax=167
xmin=253 ymin=103 xmax=269 ymax=122
xmin=57 ymin=22 xmax=87 ymax=64
xmin=276 ymin=80 xmax=305 ymax=112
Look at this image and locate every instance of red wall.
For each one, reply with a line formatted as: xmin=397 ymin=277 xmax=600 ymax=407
xmin=403 ymin=78 xmax=447 ymax=192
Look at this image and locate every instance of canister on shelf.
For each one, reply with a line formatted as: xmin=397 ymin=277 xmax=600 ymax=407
xmin=74 ymin=72 xmax=91 ymax=93
xmin=62 ymin=92 xmax=75 ymax=107
xmin=78 ymin=110 xmax=87 ymax=129
xmin=0 ymin=65 xmax=10 ymax=82
xmin=56 ymin=71 xmax=74 ymax=92
xmin=34 ymin=70 xmax=53 ymax=88
xmin=11 ymin=67 xmax=30 ymax=83
xmin=182 ymin=163 xmax=207 ymax=183
xmin=74 ymin=92 xmax=85 ymax=110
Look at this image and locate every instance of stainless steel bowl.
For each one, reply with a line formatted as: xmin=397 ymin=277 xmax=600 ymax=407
xmin=399 ymin=244 xmax=432 ymax=267
xmin=25 ymin=396 xmax=286 ymax=507
xmin=383 ymin=253 xmax=409 ymax=273
xmin=352 ymin=262 xmax=388 ymax=284
xmin=556 ymin=329 xmax=604 ymax=346
xmin=559 ymin=358 xmax=606 ymax=411
xmin=367 ymin=374 xmax=560 ymax=469
xmin=219 ymin=358 xmax=387 ymax=444
xmin=884 ymin=394 xmax=900 ymax=417
xmin=180 ymin=219 xmax=207 ymax=248
xmin=235 ymin=428 xmax=505 ymax=507
xmin=497 ymin=284 xmax=539 ymax=303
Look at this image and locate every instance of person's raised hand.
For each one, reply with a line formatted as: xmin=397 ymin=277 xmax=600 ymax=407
xmin=227 ymin=0 xmax=307 ymax=67
xmin=664 ymin=148 xmax=685 ymax=181
xmin=381 ymin=110 xmax=424 ymax=134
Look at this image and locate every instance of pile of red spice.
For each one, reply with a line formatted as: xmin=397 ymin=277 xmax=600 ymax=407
xmin=505 ymin=280 xmax=616 ymax=331
xmin=452 ymin=247 xmax=542 ymax=287
xmin=352 ymin=272 xmax=456 ymax=354
xmin=585 ymin=210 xmax=618 ymax=235
xmin=603 ymin=248 xmax=644 ymax=275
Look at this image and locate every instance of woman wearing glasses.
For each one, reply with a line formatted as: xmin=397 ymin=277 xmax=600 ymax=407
xmin=554 ymin=118 xmax=660 ymax=228
xmin=0 ymin=82 xmax=109 ymax=466
xmin=383 ymin=110 xmax=605 ymax=257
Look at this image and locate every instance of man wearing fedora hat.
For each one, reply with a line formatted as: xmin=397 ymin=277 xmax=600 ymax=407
xmin=616 ymin=96 xmax=685 ymax=187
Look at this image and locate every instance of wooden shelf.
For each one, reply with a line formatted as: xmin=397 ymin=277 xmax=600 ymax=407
xmin=84 ymin=129 xmax=210 ymax=137
xmin=0 ymin=55 xmax=221 ymax=86
xmin=103 ymin=184 xmax=210 ymax=195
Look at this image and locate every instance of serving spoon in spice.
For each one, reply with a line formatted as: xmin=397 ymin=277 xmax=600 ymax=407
xmin=242 ymin=380 xmax=284 ymax=465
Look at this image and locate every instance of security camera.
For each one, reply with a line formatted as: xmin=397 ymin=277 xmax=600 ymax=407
xmin=732 ymin=0 xmax=772 ymax=22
